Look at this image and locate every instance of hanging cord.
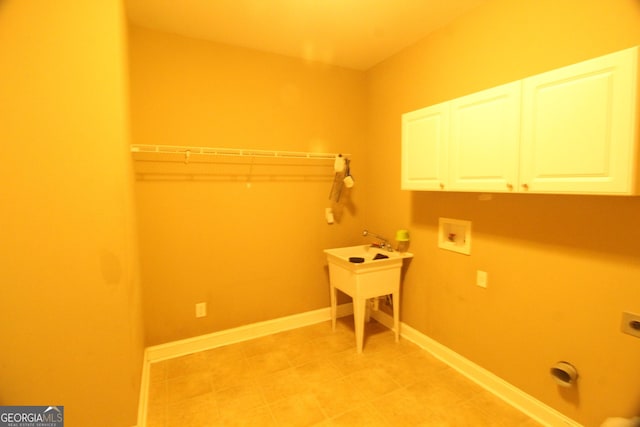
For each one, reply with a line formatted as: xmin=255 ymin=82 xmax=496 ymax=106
xmin=328 ymin=154 xmax=345 ymax=202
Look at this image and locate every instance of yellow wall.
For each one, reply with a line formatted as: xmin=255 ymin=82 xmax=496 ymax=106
xmin=128 ymin=26 xmax=368 ymax=345
xmin=0 ymin=1 xmax=144 ymax=426
xmin=127 ymin=1 xmax=640 ymax=424
xmin=366 ymin=0 xmax=640 ymax=425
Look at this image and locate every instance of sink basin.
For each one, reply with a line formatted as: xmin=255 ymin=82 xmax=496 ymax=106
xmin=324 ymin=245 xmax=413 ymax=353
xmin=323 ymin=245 xmax=413 ymax=271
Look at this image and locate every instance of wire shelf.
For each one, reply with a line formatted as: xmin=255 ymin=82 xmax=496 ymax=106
xmin=130 ymin=144 xmax=349 ymax=161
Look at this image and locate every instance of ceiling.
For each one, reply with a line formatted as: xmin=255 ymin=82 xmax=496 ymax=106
xmin=125 ymin=0 xmax=488 ymax=70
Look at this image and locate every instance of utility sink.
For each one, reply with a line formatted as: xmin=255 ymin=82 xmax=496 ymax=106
xmin=324 ymin=245 xmax=413 ymax=271
xmin=324 ymin=245 xmax=413 ymax=352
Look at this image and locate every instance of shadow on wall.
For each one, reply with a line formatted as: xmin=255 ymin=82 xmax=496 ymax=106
xmin=331 ymin=185 xmax=358 ymax=223
xmin=410 ymin=191 xmax=640 ymax=259
xmin=558 ymin=384 xmax=580 ymax=410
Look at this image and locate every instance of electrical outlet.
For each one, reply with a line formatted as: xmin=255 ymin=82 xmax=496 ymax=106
xmin=621 ymin=312 xmax=640 ymax=338
xmin=476 ymin=270 xmax=488 ymax=288
xmin=195 ymin=302 xmax=207 ymax=318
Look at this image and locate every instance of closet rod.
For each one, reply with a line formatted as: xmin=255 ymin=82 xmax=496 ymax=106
xmin=130 ymin=144 xmax=350 ymax=160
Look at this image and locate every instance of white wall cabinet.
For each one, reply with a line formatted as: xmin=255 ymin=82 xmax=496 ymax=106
xmin=401 ymin=46 xmax=638 ymax=195
xmin=448 ymin=82 xmax=521 ymax=192
xmin=520 ymin=48 xmax=638 ymax=194
xmin=401 ymin=103 xmax=449 ymax=190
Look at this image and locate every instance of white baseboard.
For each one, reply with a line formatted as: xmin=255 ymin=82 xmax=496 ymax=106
xmin=136 ymin=304 xmax=580 ymax=427
xmin=144 ymin=305 xmax=347 ymax=362
xmin=399 ymin=320 xmax=582 ymax=427
xmin=137 ymin=304 xmax=352 ymax=426
xmin=135 ymin=348 xmax=151 ymax=427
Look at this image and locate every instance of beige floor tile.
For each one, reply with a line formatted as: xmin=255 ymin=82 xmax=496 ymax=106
xmin=210 ymin=358 xmax=255 ymax=391
xmin=337 ymin=318 xmax=398 ymax=353
xmin=167 ymin=392 xmax=217 ymax=427
xmin=218 ymin=405 xmax=277 ymax=427
xmin=167 ymin=372 xmax=212 ymax=403
xmin=144 ymin=320 xmax=543 ymax=427
xmin=367 ymin=334 xmax=421 ymax=356
xmin=518 ymin=417 xmax=544 ymax=426
xmin=329 ymin=318 xmax=357 ymax=333
xmin=415 ymin=413 xmax=467 ymax=427
xmin=356 ymin=335 xmax=391 ymax=354
xmin=344 ymin=367 xmax=401 ymax=399
xmin=294 ymin=359 xmax=344 ymax=388
xmin=329 ymin=402 xmax=391 ymax=427
xmin=373 ymin=387 xmax=434 ymax=425
xmin=215 ymin=382 xmax=267 ymax=419
xmin=247 ymin=349 xmax=293 ymax=376
xmin=312 ymin=332 xmax=358 ymax=356
xmin=362 ymin=343 xmax=422 ymax=370
xmin=167 ymin=352 xmax=209 ymax=378
xmin=325 ymin=348 xmax=382 ymax=375
xmin=468 ymin=389 xmax=531 ymax=426
xmin=310 ymin=419 xmax=335 ymax=427
xmin=145 ymin=402 xmax=166 ymax=427
xmin=269 ymin=391 xmax=327 ymax=427
xmin=405 ymin=378 xmax=467 ymax=409
xmin=240 ymin=334 xmax=278 ymax=357
xmin=147 ymin=379 xmax=167 ymax=407
xmin=428 ymin=366 xmax=486 ymax=401
xmin=333 ymin=316 xmax=359 ymax=331
xmin=379 ymin=350 xmax=449 ymax=387
xmin=280 ymin=338 xmax=323 ymax=367
xmin=256 ymin=367 xmax=309 ymax=404
xmin=433 ymin=399 xmax=495 ymax=426
xmin=201 ymin=343 xmax=245 ymax=366
xmin=148 ymin=360 xmax=168 ymax=383
xmin=311 ymin=375 xmax=372 ymax=417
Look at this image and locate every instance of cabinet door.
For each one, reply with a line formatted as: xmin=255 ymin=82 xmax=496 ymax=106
xmin=401 ymin=103 xmax=449 ymax=190
xmin=521 ymin=47 xmax=638 ymax=194
xmin=448 ymin=82 xmax=521 ymax=192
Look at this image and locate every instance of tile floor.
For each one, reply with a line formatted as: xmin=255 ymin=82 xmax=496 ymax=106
xmin=145 ymin=318 xmax=542 ymax=426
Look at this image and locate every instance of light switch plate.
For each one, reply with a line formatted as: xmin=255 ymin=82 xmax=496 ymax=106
xmin=476 ymin=270 xmax=488 ymax=288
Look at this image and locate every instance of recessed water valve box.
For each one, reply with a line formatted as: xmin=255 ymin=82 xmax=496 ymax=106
xmin=438 ymin=217 xmax=471 ymax=255
xmin=621 ymin=312 xmax=640 ymax=338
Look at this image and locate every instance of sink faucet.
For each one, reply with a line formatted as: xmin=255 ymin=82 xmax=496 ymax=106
xmin=362 ymin=229 xmax=393 ymax=252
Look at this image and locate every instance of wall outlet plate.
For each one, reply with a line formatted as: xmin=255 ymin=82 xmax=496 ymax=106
xmin=195 ymin=302 xmax=207 ymax=318
xmin=621 ymin=312 xmax=640 ymax=338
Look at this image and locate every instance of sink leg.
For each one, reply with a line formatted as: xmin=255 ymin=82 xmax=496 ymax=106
xmin=392 ymin=291 xmax=400 ymax=343
xmin=330 ymin=285 xmax=337 ymax=331
xmin=354 ymin=298 xmax=366 ymax=353
xmin=365 ymin=298 xmax=371 ymax=323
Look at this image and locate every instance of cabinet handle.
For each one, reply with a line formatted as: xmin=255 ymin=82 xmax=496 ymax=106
xmin=506 ymin=183 xmax=513 ymax=190
xmin=522 ymin=183 xmax=529 ymax=190
xmin=439 ymin=182 xmax=445 ymax=190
